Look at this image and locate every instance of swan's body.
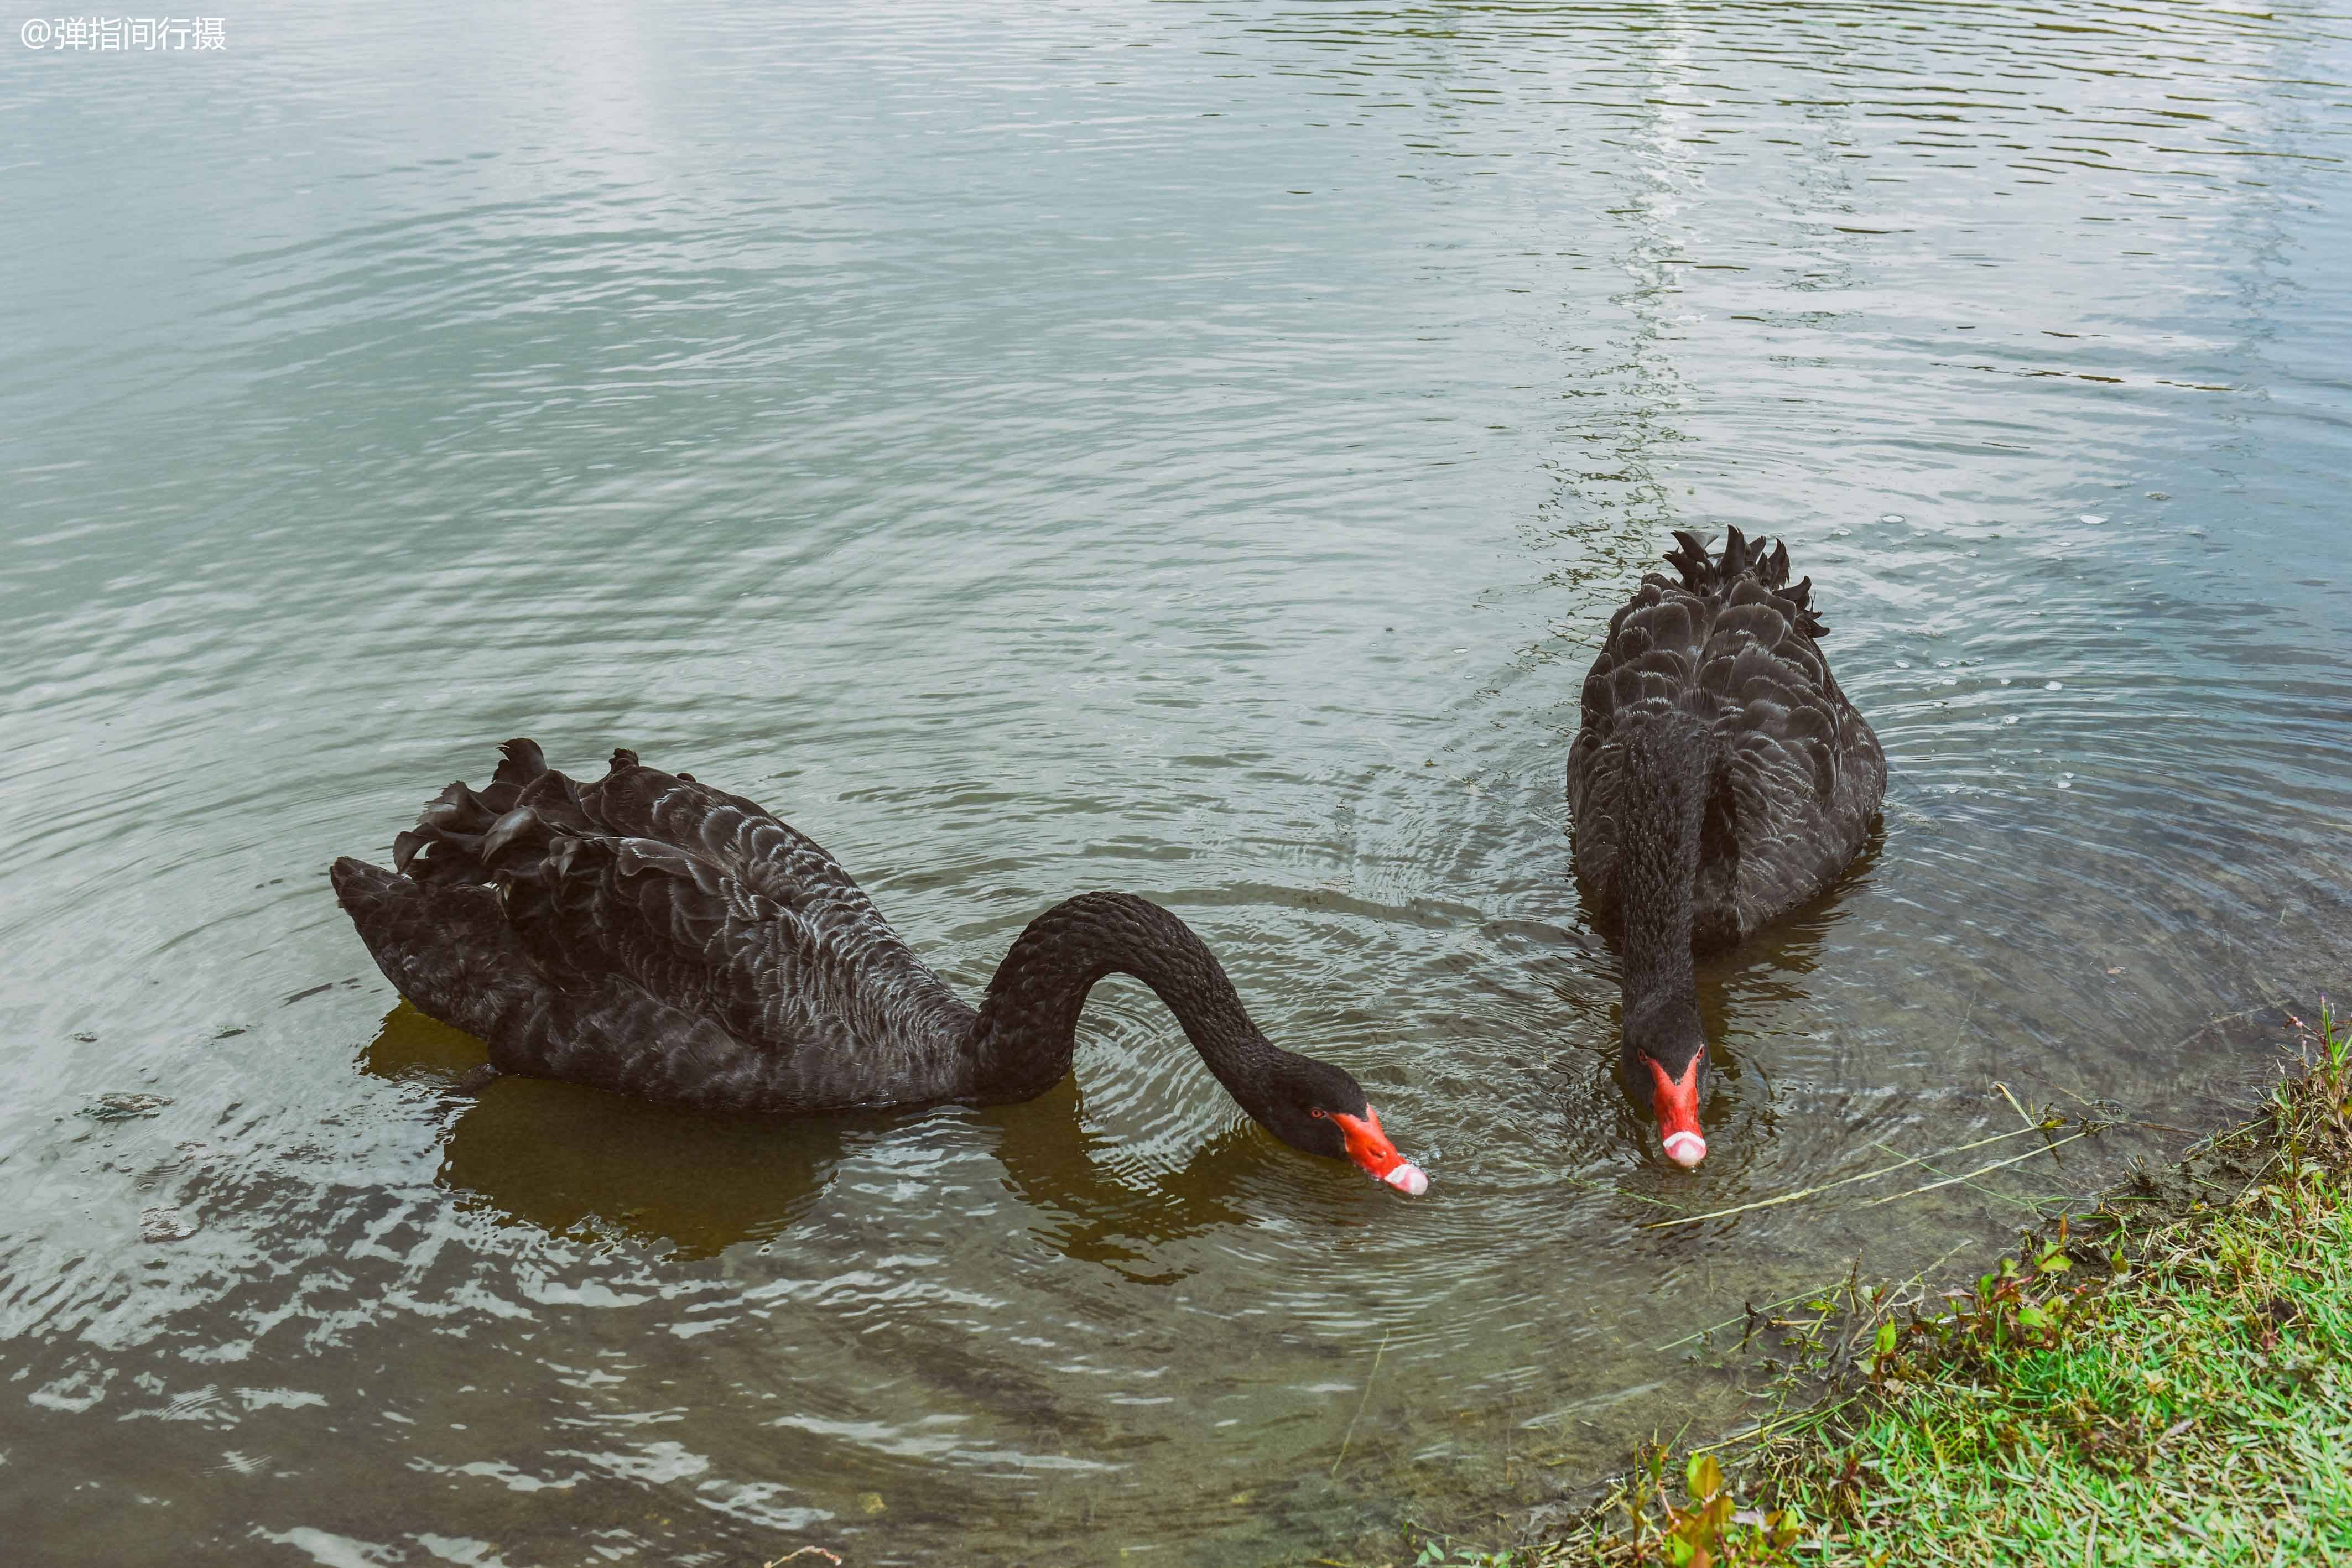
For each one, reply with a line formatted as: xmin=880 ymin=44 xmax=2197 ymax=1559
xmin=332 ymin=741 xmax=1425 ymax=1194
xmin=1565 ymin=529 xmax=1884 ymax=1166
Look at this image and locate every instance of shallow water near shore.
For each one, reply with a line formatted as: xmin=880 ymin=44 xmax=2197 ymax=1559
xmin=5 ymin=2 xmax=2352 ymax=1563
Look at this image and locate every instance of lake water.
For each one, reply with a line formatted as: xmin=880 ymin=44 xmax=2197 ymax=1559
xmin=5 ymin=2 xmax=2351 ymax=1563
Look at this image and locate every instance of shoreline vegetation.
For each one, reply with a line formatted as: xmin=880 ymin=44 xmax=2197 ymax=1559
xmin=1350 ymin=1003 xmax=2352 ymax=1568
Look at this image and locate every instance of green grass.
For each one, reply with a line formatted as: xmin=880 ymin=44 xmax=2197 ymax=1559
xmin=1372 ymin=1003 xmax=2352 ymax=1568
xmin=1820 ymin=1182 xmax=2352 ymax=1565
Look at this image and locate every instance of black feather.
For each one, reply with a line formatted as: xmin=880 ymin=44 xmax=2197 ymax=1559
xmin=1565 ymin=528 xmax=1884 ymax=950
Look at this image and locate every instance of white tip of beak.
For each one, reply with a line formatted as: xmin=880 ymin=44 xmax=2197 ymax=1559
xmin=1663 ymin=1131 xmax=1707 ymax=1169
xmin=1382 ymin=1162 xmax=1430 ymax=1196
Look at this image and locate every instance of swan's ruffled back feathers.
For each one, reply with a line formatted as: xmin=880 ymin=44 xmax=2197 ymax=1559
xmin=339 ymin=742 xmax=982 ymax=1113
xmin=1566 ymin=528 xmax=1884 ymax=945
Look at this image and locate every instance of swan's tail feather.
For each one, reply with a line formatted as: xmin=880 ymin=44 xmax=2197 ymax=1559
xmin=330 ymin=856 xmax=542 ymax=1039
xmin=1720 ymin=524 xmax=1752 ymax=581
xmin=1665 ymin=530 xmax=1713 ymax=588
xmin=392 ymin=780 xmax=501 ymax=884
xmin=333 ymin=737 xmax=595 ymax=1040
xmin=380 ymin=737 xmax=592 ymax=886
xmin=1659 ymin=529 xmax=1830 ymax=638
xmin=480 ymin=802 xmax=570 ymax=872
xmin=491 ymin=737 xmax=548 ymax=797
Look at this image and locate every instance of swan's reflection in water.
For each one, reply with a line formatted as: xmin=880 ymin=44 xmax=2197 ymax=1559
xmin=984 ymin=1075 xmax=1255 ymax=1283
xmin=361 ymin=1002 xmax=1256 ymax=1272
xmin=361 ymin=1003 xmax=850 ymax=1256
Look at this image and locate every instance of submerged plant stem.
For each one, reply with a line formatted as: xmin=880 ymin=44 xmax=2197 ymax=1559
xmin=1854 ymin=1129 xmax=2088 ymax=1207
xmin=1331 ymin=1327 xmax=1390 ymax=1479
xmin=1640 ymin=1123 xmax=2057 ymax=1232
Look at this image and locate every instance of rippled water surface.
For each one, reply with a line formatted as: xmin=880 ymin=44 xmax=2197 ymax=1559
xmin=7 ymin=2 xmax=2352 ymax=1562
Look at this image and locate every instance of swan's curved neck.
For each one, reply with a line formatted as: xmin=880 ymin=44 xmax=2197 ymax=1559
xmin=965 ymin=892 xmax=1281 ymax=1107
xmin=1617 ymin=716 xmax=1706 ymax=1009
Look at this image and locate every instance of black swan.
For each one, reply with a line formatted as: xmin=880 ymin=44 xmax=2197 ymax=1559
xmin=330 ymin=741 xmax=1428 ymax=1195
xmin=1564 ymin=529 xmax=1884 ymax=1168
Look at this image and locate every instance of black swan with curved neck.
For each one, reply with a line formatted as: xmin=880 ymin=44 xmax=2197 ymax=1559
xmin=1565 ymin=529 xmax=1884 ymax=1168
xmin=330 ymin=741 xmax=1428 ymax=1195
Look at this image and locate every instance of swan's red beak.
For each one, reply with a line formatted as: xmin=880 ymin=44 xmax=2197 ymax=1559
xmin=1648 ymin=1056 xmax=1707 ymax=1169
xmin=1330 ymin=1107 xmax=1429 ymax=1195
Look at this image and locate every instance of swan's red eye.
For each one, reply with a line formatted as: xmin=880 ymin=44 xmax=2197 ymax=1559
xmin=1309 ymin=1107 xmax=1326 ymax=1119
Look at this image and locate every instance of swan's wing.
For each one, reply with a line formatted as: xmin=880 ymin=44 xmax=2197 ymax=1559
xmin=567 ymin=752 xmax=917 ymax=940
xmin=498 ymin=770 xmax=991 ymax=1098
xmin=1568 ymin=533 xmax=1883 ymax=935
xmin=1580 ymin=576 xmax=1709 ymax=731
xmin=488 ymin=830 xmax=974 ymax=1108
xmin=391 ymin=742 xmax=825 ymax=899
xmin=492 ymin=827 xmax=825 ymax=1049
xmin=396 ymin=742 xmax=919 ymax=993
xmin=335 ymin=850 xmax=862 ymax=1111
xmin=563 ymin=751 xmax=981 ymax=1036
xmin=500 ymin=975 xmax=907 ymax=1114
xmin=364 ymin=741 xmax=983 ymax=1111
xmin=574 ymin=753 xmax=782 ymax=869
xmin=1565 ymin=573 xmax=1710 ymax=896
xmin=1694 ymin=575 xmax=1884 ymax=928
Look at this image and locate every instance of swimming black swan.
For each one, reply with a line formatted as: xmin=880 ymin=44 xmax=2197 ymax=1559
xmin=1565 ymin=529 xmax=1884 ymax=1169
xmin=330 ymin=741 xmax=1428 ymax=1195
